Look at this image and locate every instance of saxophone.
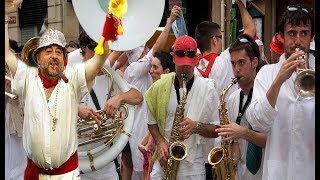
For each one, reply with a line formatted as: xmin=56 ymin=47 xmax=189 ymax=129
xmin=207 ymin=78 xmax=240 ymax=180
xmin=162 ymin=73 xmax=188 ymax=180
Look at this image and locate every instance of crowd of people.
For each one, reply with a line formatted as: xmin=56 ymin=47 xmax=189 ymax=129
xmin=5 ymin=1 xmax=314 ymax=180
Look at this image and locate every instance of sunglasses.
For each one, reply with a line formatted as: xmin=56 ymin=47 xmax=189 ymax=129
xmin=287 ymin=5 xmax=313 ymax=14
xmin=238 ymin=37 xmax=253 ymax=46
xmin=210 ymin=35 xmax=222 ymax=39
xmin=174 ymin=50 xmax=196 ymax=58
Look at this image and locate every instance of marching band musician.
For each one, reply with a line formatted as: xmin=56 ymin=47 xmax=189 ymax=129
xmin=5 ymin=14 xmax=110 ymax=178
xmin=145 ymin=35 xmax=220 ymax=180
xmin=246 ymin=4 xmax=315 ymax=180
xmin=215 ymin=34 xmax=266 ymax=180
xmin=68 ymin=30 xmax=143 ymax=180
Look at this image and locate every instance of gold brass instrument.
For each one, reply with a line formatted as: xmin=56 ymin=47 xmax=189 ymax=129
xmin=21 ymin=37 xmax=40 ymax=67
xmin=163 ymin=73 xmax=188 ymax=180
xmin=294 ymin=48 xmax=315 ymax=99
xmin=208 ymin=78 xmax=239 ymax=180
xmin=77 ymin=65 xmax=135 ymax=173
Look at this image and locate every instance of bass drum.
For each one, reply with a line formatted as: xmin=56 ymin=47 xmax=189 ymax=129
xmin=72 ymin=0 xmax=165 ymax=51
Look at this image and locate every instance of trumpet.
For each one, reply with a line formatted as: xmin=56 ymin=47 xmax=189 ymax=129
xmin=294 ymin=48 xmax=314 ymax=99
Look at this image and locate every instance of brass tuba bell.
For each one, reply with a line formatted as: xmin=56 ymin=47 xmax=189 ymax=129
xmin=21 ymin=36 xmax=40 ymax=67
xmin=294 ymin=48 xmax=315 ymax=99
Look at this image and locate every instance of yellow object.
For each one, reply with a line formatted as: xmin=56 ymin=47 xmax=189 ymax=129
xmin=94 ymin=37 xmax=105 ymax=55
xmin=117 ymin=25 xmax=123 ymax=35
xmin=109 ymin=0 xmax=127 ymax=19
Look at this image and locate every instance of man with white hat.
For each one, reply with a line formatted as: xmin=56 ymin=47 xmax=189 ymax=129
xmin=5 ymin=24 xmax=111 ymax=179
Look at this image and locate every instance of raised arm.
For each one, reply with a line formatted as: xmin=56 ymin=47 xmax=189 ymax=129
xmin=84 ymin=42 xmax=110 ymax=85
xmin=107 ymin=50 xmax=123 ymax=68
xmin=236 ymin=0 xmax=256 ymax=38
xmin=5 ymin=19 xmax=18 ymax=77
xmin=152 ymin=5 xmax=180 ymax=55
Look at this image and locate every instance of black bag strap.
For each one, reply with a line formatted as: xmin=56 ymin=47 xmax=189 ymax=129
xmin=89 ymin=89 xmax=101 ymax=110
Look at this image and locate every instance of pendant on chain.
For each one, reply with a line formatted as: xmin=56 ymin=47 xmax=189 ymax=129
xmin=52 ymin=117 xmax=58 ymax=131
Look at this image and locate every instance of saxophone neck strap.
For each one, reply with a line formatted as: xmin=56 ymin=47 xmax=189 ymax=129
xmin=174 ymin=75 xmax=194 ymax=104
xmin=236 ymin=88 xmax=253 ymax=125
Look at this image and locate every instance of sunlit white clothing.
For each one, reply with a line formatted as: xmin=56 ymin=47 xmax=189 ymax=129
xmin=12 ymin=60 xmax=88 ymax=179
xmin=69 ymin=51 xmax=120 ymax=180
xmin=147 ymin=74 xmax=220 ymax=179
xmin=246 ymin=54 xmax=315 ymax=180
xmin=5 ymin=101 xmax=26 ymax=180
xmin=227 ymin=89 xmax=263 ymax=180
xmin=123 ymin=49 xmax=154 ymax=175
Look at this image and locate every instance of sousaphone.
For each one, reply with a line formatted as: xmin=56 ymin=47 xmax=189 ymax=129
xmin=72 ymin=0 xmax=165 ymax=173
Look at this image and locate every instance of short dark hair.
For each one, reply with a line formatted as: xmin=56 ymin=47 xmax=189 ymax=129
xmin=195 ymin=21 xmax=221 ymax=53
xmin=229 ymin=34 xmax=265 ymax=72
xmin=78 ymin=31 xmax=97 ymax=55
xmin=66 ymin=41 xmax=80 ymax=49
xmin=154 ymin=51 xmax=175 ymax=72
xmin=9 ymin=39 xmax=20 ymax=53
xmin=279 ymin=4 xmax=314 ymax=38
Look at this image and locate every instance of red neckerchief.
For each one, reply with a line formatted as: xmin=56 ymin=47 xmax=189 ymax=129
xmin=38 ymin=68 xmax=59 ymax=88
xmin=196 ymin=52 xmax=218 ymax=78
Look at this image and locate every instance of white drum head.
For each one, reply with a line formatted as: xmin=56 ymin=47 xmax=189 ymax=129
xmin=72 ymin=0 xmax=165 ymax=51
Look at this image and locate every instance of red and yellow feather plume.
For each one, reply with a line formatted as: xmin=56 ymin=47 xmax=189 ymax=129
xmin=95 ymin=0 xmax=127 ymax=55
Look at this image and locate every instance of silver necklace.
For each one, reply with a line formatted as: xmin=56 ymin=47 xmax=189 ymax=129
xmin=47 ymin=84 xmax=59 ymax=131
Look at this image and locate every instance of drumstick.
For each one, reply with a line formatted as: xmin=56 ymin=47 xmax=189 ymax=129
xmin=54 ymin=64 xmax=69 ymax=83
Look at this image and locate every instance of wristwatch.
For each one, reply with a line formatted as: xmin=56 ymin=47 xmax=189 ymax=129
xmin=196 ymin=121 xmax=202 ymax=134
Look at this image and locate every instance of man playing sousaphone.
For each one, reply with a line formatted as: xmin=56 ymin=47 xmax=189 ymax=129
xmin=5 ymin=11 xmax=111 ymax=180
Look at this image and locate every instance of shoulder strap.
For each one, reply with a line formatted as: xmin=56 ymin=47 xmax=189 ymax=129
xmin=89 ymin=89 xmax=101 ymax=110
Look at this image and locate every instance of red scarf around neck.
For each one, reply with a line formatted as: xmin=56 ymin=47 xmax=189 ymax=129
xmin=38 ymin=68 xmax=59 ymax=88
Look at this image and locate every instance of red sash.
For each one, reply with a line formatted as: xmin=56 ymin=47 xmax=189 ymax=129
xmin=196 ymin=53 xmax=218 ymax=78
xmin=24 ymin=151 xmax=78 ymax=180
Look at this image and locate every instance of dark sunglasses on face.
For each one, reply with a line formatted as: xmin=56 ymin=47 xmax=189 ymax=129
xmin=174 ymin=50 xmax=196 ymax=58
xmin=287 ymin=5 xmax=313 ymax=14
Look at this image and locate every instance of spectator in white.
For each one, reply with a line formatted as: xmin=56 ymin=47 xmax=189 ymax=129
xmin=246 ymin=4 xmax=315 ymax=180
xmin=210 ymin=0 xmax=257 ymax=101
xmin=5 ymin=55 xmax=26 ymax=180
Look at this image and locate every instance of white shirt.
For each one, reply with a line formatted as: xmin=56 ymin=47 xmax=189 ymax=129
xmin=123 ymin=49 xmax=154 ymax=172
xmin=147 ymin=75 xmax=220 ymax=178
xmin=68 ymin=50 xmax=120 ymax=180
xmin=12 ymin=60 xmax=87 ymax=178
xmin=209 ymin=48 xmax=238 ymax=99
xmin=5 ymin=101 xmax=26 ymax=180
xmin=227 ymin=89 xmax=263 ymax=180
xmin=246 ymin=54 xmax=315 ymax=180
